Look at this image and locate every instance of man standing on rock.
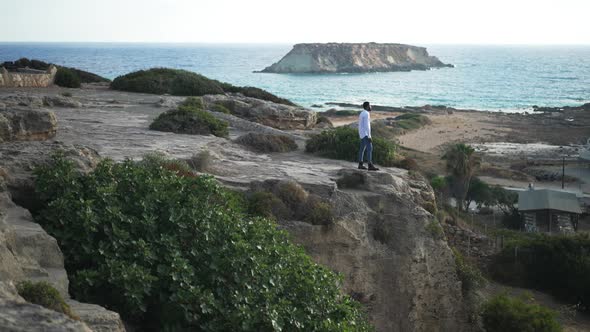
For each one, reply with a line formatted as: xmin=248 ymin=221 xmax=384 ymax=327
xmin=358 ymin=101 xmax=379 ymax=171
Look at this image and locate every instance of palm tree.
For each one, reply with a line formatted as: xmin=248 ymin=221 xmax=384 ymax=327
xmin=442 ymin=144 xmax=481 ymax=211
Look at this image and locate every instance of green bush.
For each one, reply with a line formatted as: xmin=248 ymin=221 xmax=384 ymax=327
xmin=54 ymin=68 xmax=81 ymax=88
xmin=111 ymin=68 xmax=224 ymax=96
xmin=490 ymin=234 xmax=590 ymax=308
xmin=180 ymin=96 xmax=204 ymax=109
xmin=150 ymin=106 xmax=229 ymax=138
xmin=34 ymin=153 xmax=371 ymax=331
xmin=306 ymin=126 xmax=397 ymax=166
xmin=247 ymin=191 xmax=290 ymax=220
xmin=235 ymin=133 xmax=298 ymax=153
xmin=111 ymin=68 xmax=296 ymax=106
xmin=482 ymin=294 xmax=561 ymax=332
xmin=17 ymin=281 xmax=77 ymax=319
xmin=452 ymin=248 xmax=486 ymax=295
xmin=394 ymin=113 xmax=431 ymax=131
xmin=303 ymin=195 xmax=334 ymax=225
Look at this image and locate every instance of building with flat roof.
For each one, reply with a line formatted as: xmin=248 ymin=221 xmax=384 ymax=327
xmin=518 ymin=189 xmax=582 ymax=234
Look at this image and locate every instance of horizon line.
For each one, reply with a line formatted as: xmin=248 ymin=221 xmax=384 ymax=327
xmin=1 ymin=41 xmax=590 ymax=46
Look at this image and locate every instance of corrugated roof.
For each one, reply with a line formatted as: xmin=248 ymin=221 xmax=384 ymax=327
xmin=518 ymin=189 xmax=582 ymax=214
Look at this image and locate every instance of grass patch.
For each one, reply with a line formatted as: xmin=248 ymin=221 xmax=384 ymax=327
xmin=210 ymin=103 xmax=230 ymax=114
xmin=305 ymin=126 xmax=397 ymax=166
xmin=17 ymin=281 xmax=78 ymax=320
xmin=187 ymin=150 xmax=213 ymax=173
xmin=482 ymin=293 xmax=561 ymax=332
xmin=111 ymin=68 xmax=295 ymax=105
xmin=235 ymin=133 xmax=298 ymax=153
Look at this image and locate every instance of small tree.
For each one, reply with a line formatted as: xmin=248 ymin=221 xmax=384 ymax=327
xmin=442 ymin=144 xmax=481 ymax=211
xmin=465 ymin=177 xmax=492 ymax=209
xmin=430 ymin=175 xmax=448 ymax=208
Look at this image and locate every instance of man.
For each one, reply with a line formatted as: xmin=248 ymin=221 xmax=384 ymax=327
xmin=358 ymin=101 xmax=379 ymax=171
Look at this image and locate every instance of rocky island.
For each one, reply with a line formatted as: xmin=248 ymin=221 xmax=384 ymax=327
xmin=260 ymin=43 xmax=453 ymax=73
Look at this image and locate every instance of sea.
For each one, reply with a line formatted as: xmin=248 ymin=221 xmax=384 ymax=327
xmin=1 ymin=43 xmax=589 ymax=112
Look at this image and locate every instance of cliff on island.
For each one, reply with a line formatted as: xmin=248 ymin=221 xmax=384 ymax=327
xmin=260 ymin=43 xmax=453 ymax=73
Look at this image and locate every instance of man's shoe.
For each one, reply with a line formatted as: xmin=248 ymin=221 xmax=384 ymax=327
xmin=368 ymin=163 xmax=379 ymax=171
xmin=358 ymin=162 xmax=367 ymax=170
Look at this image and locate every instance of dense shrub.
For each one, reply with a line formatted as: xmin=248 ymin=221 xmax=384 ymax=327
xmin=34 ymin=154 xmax=371 ymax=331
xmin=17 ymin=281 xmax=77 ymax=319
xmin=482 ymin=294 xmax=561 ymax=332
xmin=54 ymin=68 xmax=81 ymax=88
xmin=452 ymin=248 xmax=486 ymax=295
xmin=235 ymin=133 xmax=298 ymax=153
xmin=111 ymin=68 xmax=224 ymax=96
xmin=490 ymin=234 xmax=590 ymax=308
xmin=247 ymin=191 xmax=290 ymax=220
xmin=306 ymin=126 xmax=397 ymax=166
xmin=150 ymin=105 xmax=229 ymax=138
xmin=111 ymin=68 xmax=296 ymax=106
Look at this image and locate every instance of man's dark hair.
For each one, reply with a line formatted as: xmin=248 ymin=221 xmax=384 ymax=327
xmin=362 ymin=101 xmax=370 ymax=110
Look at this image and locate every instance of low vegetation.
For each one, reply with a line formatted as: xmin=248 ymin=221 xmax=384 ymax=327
xmin=235 ymin=133 xmax=298 ymax=153
xmin=451 ymin=248 xmax=486 ymax=295
xmin=149 ymin=101 xmax=229 ymax=138
xmin=490 ymin=234 xmax=590 ymax=310
xmin=2 ymin=58 xmax=110 ymax=84
xmin=33 ymin=153 xmax=371 ymax=331
xmin=54 ymin=68 xmax=81 ymax=88
xmin=482 ymin=294 xmax=562 ymax=332
xmin=248 ymin=181 xmax=334 ymax=225
xmin=210 ymin=103 xmax=230 ymax=114
xmin=111 ymin=68 xmax=296 ymax=105
xmin=16 ymin=281 xmax=77 ymax=319
xmin=305 ymin=126 xmax=397 ymax=166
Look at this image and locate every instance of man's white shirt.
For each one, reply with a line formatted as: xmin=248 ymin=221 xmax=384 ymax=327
xmin=358 ymin=110 xmax=371 ymax=139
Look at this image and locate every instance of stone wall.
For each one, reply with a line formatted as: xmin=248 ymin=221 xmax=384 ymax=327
xmin=0 ymin=65 xmax=57 ymax=88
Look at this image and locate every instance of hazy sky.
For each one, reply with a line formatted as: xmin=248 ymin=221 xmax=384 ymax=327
xmin=2 ymin=0 xmax=589 ymax=44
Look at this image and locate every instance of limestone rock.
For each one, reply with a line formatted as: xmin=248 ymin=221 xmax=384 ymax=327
xmin=0 ymin=282 xmax=92 ymax=332
xmin=276 ymin=169 xmax=469 ymax=331
xmin=43 ymin=95 xmax=82 ymax=108
xmin=203 ymin=94 xmax=317 ymax=130
xmin=0 ymin=95 xmax=44 ymax=108
xmin=0 ymin=108 xmax=57 ymax=142
xmin=260 ymin=43 xmax=453 ymax=73
xmin=68 ymin=300 xmax=126 ymax=332
xmin=0 ymin=141 xmax=99 ymax=209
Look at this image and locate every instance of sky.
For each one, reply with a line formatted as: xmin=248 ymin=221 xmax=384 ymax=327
xmin=1 ymin=0 xmax=589 ymax=44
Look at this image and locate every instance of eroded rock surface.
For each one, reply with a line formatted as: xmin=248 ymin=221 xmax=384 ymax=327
xmin=0 ymin=86 xmax=473 ymax=332
xmin=203 ymin=94 xmax=317 ymax=130
xmin=0 ymin=108 xmax=57 ymax=142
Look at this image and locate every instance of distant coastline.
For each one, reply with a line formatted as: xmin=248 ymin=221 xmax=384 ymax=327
xmin=0 ymin=43 xmax=589 ymax=111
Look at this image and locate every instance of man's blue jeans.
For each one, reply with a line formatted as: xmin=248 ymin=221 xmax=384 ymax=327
xmin=358 ymin=136 xmax=373 ymax=164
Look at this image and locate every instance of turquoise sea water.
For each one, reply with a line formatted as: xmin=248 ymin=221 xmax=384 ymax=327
xmin=1 ymin=43 xmax=589 ymax=112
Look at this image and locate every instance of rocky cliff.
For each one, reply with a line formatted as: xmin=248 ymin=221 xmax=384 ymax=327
xmin=260 ymin=43 xmax=453 ymax=73
xmin=0 ymin=86 xmax=474 ymax=331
